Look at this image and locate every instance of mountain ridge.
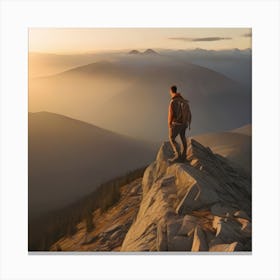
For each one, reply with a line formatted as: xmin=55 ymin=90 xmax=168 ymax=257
xmin=121 ymin=138 xmax=251 ymax=251
xmin=29 ymin=52 xmax=251 ymax=141
xmin=128 ymin=48 xmax=159 ymax=55
xmin=29 ymin=111 xmax=158 ymax=144
xmin=49 ymin=138 xmax=251 ymax=252
xmin=29 ymin=111 xmax=158 ymax=220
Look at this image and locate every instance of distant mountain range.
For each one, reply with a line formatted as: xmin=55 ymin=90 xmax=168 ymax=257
xmin=28 ymin=111 xmax=158 ymax=220
xmin=29 ymin=53 xmax=251 ymax=141
xmin=159 ymin=48 xmax=252 ymax=88
xmin=29 ymin=48 xmax=251 ymax=85
xmin=128 ymin=49 xmax=159 ymax=55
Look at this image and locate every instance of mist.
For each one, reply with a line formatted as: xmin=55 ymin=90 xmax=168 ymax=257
xmin=28 ymin=111 xmax=158 ymax=220
xmin=29 ymin=49 xmax=251 ymax=141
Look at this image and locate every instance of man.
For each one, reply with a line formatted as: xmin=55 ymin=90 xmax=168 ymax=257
xmin=168 ymin=85 xmax=192 ymax=163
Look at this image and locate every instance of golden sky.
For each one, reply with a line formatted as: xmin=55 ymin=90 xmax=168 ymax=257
xmin=29 ymin=28 xmax=251 ymax=53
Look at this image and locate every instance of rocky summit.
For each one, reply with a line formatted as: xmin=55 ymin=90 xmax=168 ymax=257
xmin=121 ymin=139 xmax=251 ymax=252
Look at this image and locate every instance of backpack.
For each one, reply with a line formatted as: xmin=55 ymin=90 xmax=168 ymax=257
xmin=172 ymin=97 xmax=191 ymax=127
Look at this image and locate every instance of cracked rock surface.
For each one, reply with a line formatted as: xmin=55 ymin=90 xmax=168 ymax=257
xmin=121 ymin=139 xmax=251 ymax=252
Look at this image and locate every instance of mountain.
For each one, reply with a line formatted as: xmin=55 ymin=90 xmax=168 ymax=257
xmin=50 ymin=138 xmax=251 ymax=252
xmin=28 ymin=52 xmax=97 ymax=78
xmin=160 ymin=48 xmax=252 ymax=87
xmin=193 ymin=124 xmax=252 ymax=172
xmin=128 ymin=49 xmax=158 ymax=55
xmin=91 ymin=59 xmax=250 ymax=140
xmin=128 ymin=50 xmax=141 ymax=55
xmin=143 ymin=48 xmax=158 ymax=55
xmin=29 ymin=55 xmax=251 ymax=141
xmin=28 ymin=111 xmax=158 ymax=220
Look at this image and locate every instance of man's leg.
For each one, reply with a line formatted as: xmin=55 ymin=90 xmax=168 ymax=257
xmin=169 ymin=125 xmax=180 ymax=160
xmin=179 ymin=126 xmax=187 ymax=160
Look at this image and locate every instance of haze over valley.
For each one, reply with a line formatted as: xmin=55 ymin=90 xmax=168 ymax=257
xmin=29 ymin=111 xmax=157 ymax=220
xmin=29 ymin=48 xmax=251 ymax=141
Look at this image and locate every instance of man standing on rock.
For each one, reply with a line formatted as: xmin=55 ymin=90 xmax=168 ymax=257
xmin=168 ymin=85 xmax=192 ymax=163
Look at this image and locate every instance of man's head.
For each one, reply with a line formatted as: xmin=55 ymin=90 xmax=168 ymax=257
xmin=170 ymin=85 xmax=177 ymax=96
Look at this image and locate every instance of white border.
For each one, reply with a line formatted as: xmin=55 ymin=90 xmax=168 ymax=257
xmin=1 ymin=0 xmax=279 ymax=280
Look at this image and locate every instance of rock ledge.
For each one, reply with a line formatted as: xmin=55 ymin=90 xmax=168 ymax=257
xmin=121 ymin=139 xmax=251 ymax=252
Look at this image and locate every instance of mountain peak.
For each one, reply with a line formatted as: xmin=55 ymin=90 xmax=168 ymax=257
xmin=128 ymin=49 xmax=158 ymax=55
xmin=143 ymin=48 xmax=158 ymax=55
xmin=128 ymin=49 xmax=141 ymax=55
xmin=121 ymin=138 xmax=251 ymax=252
xmin=48 ymin=138 xmax=251 ymax=252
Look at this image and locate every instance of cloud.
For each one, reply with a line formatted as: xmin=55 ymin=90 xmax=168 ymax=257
xmin=168 ymin=37 xmax=232 ymax=42
xmin=242 ymin=32 xmax=252 ymax=37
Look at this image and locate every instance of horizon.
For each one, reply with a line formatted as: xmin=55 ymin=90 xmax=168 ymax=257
xmin=29 ymin=46 xmax=252 ymax=55
xmin=29 ymin=28 xmax=251 ymax=54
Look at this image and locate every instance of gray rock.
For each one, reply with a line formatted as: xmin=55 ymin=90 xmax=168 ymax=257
xmin=215 ymin=220 xmax=245 ymax=243
xmin=121 ymin=139 xmax=251 ymax=252
xmin=156 ymin=219 xmax=168 ymax=251
xmin=234 ymin=210 xmax=250 ymax=220
xmin=166 ymin=218 xmax=183 ymax=240
xmin=176 ymin=180 xmax=219 ymax=214
xmin=177 ymin=215 xmax=197 ymax=236
xmin=142 ymin=162 xmax=157 ymax=194
xmin=236 ymin=218 xmax=252 ymax=237
xmin=210 ymin=203 xmax=238 ymax=218
xmin=168 ymin=235 xmax=193 ymax=251
xmin=191 ymin=226 xmax=209 ymax=252
xmin=209 ymin=242 xmax=238 ymax=252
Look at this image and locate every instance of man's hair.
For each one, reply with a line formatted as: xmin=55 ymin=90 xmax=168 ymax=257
xmin=170 ymin=85 xmax=177 ymax=93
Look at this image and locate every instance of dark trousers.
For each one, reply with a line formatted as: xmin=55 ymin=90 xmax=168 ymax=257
xmin=169 ymin=124 xmax=187 ymax=158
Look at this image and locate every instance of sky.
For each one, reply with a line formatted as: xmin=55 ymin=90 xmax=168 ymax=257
xmin=29 ymin=28 xmax=251 ymax=53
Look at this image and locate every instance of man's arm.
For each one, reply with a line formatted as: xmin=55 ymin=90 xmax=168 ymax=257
xmin=168 ymin=101 xmax=174 ymax=128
